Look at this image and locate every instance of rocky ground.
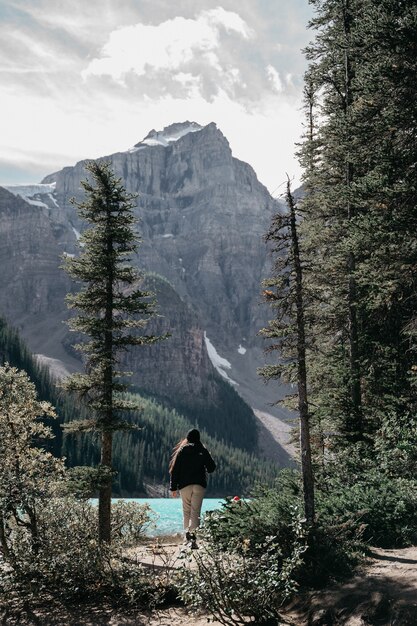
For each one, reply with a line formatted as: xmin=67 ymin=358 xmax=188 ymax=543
xmin=1 ymin=538 xmax=417 ymax=625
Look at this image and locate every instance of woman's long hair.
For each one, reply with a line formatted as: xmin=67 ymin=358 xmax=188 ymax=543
xmin=169 ymin=438 xmax=188 ymax=474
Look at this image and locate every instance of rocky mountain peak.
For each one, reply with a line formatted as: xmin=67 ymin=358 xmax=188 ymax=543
xmin=134 ymin=121 xmax=205 ymax=149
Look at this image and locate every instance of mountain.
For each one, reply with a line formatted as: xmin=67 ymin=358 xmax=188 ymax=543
xmin=1 ymin=121 xmax=294 ymax=463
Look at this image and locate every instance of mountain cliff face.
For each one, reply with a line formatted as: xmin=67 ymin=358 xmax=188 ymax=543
xmin=0 ymin=186 xmax=77 ymax=367
xmin=122 ymin=274 xmax=218 ymax=407
xmin=42 ymin=122 xmax=277 ymax=350
xmin=1 ymin=122 xmax=293 ymax=458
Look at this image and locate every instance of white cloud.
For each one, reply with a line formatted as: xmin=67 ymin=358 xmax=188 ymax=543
xmin=6 ymin=0 xmax=133 ymax=46
xmin=266 ymin=65 xmax=283 ymax=93
xmin=11 ymin=30 xmax=54 ymax=61
xmin=203 ymin=7 xmax=254 ymax=38
xmin=82 ymin=8 xmax=254 ymax=84
xmin=0 ymin=0 xmax=312 ymax=188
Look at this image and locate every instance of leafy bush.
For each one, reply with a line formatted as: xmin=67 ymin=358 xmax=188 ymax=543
xmin=0 ymin=363 xmax=164 ymax=609
xmin=317 ymin=472 xmax=417 ymax=548
xmin=301 ymin=517 xmax=364 ymax=586
xmin=1 ymin=497 xmax=154 ymax=603
xmin=203 ymin=469 xmax=364 ymax=581
xmin=203 ymin=470 xmax=304 ymax=557
xmin=177 ymin=515 xmax=307 ymax=626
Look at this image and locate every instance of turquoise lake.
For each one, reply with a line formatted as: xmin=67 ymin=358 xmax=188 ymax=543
xmin=108 ymin=498 xmax=226 ymax=535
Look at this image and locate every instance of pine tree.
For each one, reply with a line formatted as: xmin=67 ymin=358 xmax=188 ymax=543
xmin=299 ymin=0 xmax=366 ymax=446
xmin=298 ymin=0 xmax=417 ymax=474
xmin=344 ymin=0 xmax=417 ymax=471
xmin=63 ymin=161 xmax=164 ymax=542
xmin=259 ymin=179 xmax=315 ymax=523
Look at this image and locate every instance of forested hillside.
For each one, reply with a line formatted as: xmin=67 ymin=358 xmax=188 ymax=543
xmin=0 ymin=316 xmax=280 ymax=496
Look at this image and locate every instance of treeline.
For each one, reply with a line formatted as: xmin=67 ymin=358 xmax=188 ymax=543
xmin=0 ymin=317 xmax=280 ymax=496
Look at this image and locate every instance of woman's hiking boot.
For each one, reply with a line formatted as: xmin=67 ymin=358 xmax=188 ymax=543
xmin=185 ymin=530 xmax=198 ymax=549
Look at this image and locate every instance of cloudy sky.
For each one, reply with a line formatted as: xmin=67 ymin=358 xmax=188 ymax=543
xmin=0 ymin=0 xmax=313 ymax=192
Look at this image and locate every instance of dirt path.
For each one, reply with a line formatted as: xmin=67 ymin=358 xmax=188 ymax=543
xmin=2 ymin=542 xmax=417 ymax=625
xmin=133 ymin=541 xmax=417 ymax=625
xmin=285 ymin=546 xmax=417 ymax=625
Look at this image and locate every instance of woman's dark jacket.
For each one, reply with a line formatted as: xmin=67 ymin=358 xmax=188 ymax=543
xmin=170 ymin=442 xmax=216 ymax=491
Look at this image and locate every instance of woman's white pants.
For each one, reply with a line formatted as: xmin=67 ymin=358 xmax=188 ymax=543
xmin=180 ymin=484 xmax=206 ymax=530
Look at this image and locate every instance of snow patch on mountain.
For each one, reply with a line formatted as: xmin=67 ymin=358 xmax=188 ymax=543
xmin=204 ymin=332 xmax=239 ymax=386
xmin=72 ymin=226 xmax=85 ymax=247
xmin=134 ymin=121 xmax=203 ymax=150
xmin=25 ymin=199 xmax=49 ymax=208
xmin=5 ymin=183 xmax=56 ymax=198
xmin=4 ymin=183 xmax=59 ymax=211
xmin=238 ymin=345 xmax=247 ymax=355
xmin=47 ymin=193 xmax=59 ymax=208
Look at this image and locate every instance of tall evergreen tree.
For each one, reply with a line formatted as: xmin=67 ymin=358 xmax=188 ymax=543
xmin=298 ymin=0 xmax=417 ymax=474
xmin=63 ymin=161 xmax=164 ymax=542
xmin=345 ymin=0 xmax=417 ymax=471
xmin=259 ymin=180 xmax=315 ymax=523
xmin=299 ymin=0 xmax=365 ymax=445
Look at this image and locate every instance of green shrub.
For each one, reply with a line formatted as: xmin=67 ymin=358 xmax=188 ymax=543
xmin=0 ymin=363 xmax=164 ymax=609
xmin=177 ymin=514 xmax=307 ymax=626
xmin=0 ymin=497 xmax=154 ymax=602
xmin=203 ymin=469 xmax=363 ymax=584
xmin=301 ymin=518 xmax=364 ymax=586
xmin=317 ymin=472 xmax=417 ymax=548
xmin=203 ymin=470 xmax=304 ymax=557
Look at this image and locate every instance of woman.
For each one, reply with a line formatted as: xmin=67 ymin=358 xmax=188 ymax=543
xmin=169 ymin=429 xmax=216 ymax=548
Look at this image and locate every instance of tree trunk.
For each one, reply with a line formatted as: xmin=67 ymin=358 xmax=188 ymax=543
xmin=99 ymin=430 xmax=113 ymax=543
xmin=26 ymin=505 xmax=39 ymax=555
xmin=287 ymin=179 xmax=315 ymax=523
xmin=343 ymin=0 xmax=362 ymax=439
xmin=99 ymin=196 xmax=115 ymax=544
xmin=0 ymin=514 xmax=11 ymax=563
xmin=347 ymin=250 xmax=362 ymax=437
